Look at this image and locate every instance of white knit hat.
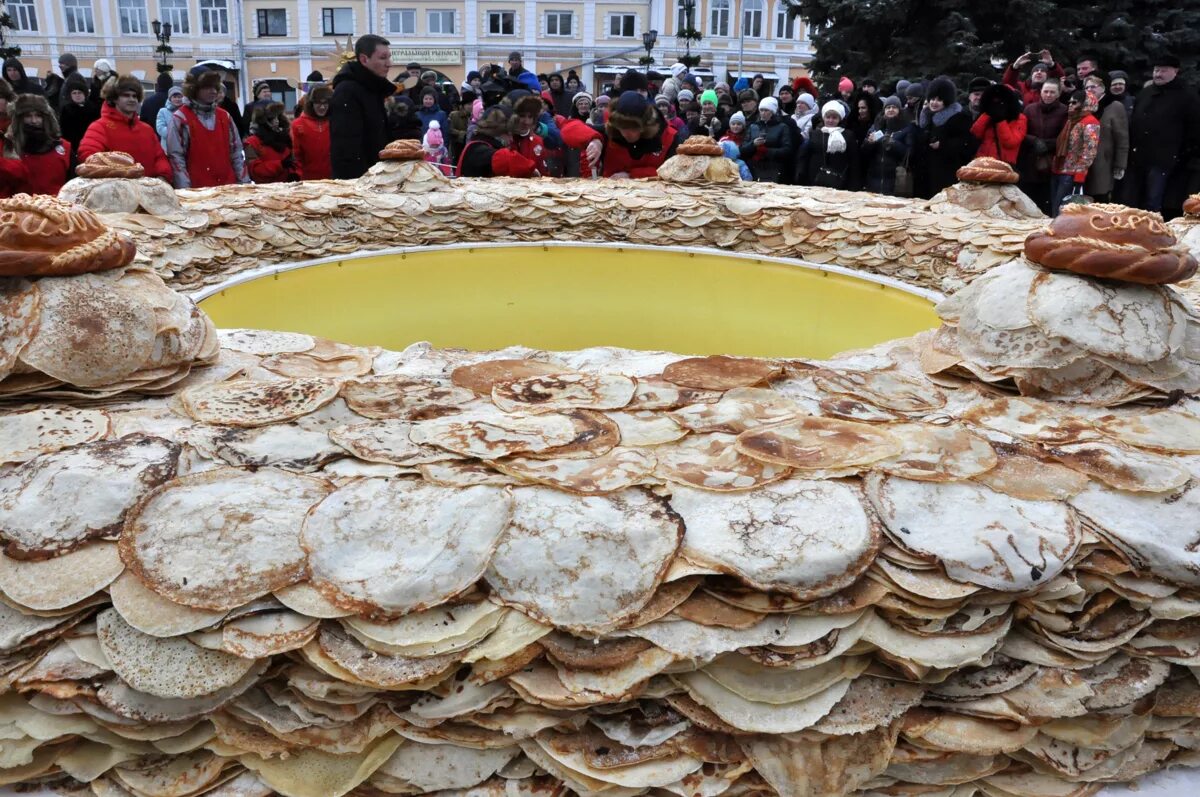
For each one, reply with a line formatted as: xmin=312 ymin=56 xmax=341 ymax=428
xmin=797 ymin=92 xmax=816 ymax=110
xmin=670 ymin=63 xmax=688 ymax=80
xmin=759 ymin=96 xmax=779 ymax=114
xmin=821 ymin=100 xmax=845 ymax=120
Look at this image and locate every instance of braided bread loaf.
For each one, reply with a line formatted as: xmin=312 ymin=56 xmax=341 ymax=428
xmin=75 ymin=151 xmax=146 ymax=179
xmin=677 ymin=136 xmax=723 ymax=157
xmin=1024 ymin=203 xmax=1197 ymax=285
xmin=1185 ymin=194 xmax=1200 ymax=217
xmin=379 ymin=140 xmax=424 ymax=161
xmin=0 ymin=194 xmax=136 ymax=276
xmin=956 ymin=157 xmax=1019 ymax=185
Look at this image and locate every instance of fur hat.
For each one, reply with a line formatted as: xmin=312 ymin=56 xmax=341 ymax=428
xmin=102 ymin=74 xmax=144 ymax=104
xmin=513 ymin=94 xmax=543 ymax=119
xmin=606 ymin=90 xmax=658 ymax=138
xmin=252 ymin=101 xmax=288 ymax=129
xmin=620 ymin=68 xmax=648 ymax=94
xmin=980 ymin=83 xmax=1021 ymax=121
xmin=306 ymin=84 xmax=332 ymax=107
xmin=475 ymin=105 xmax=512 ymax=138
xmin=927 ymin=76 xmax=958 ymax=105
xmin=793 ymin=76 xmax=818 ymax=97
xmin=184 ymin=69 xmax=223 ymax=100
xmin=0 ymin=78 xmax=14 ymax=104
xmin=737 ymin=88 xmax=758 ymax=104
xmin=574 ymin=91 xmax=594 ymax=106
xmin=968 ymin=76 xmax=992 ymax=94
xmin=9 ymin=93 xmax=62 ymax=146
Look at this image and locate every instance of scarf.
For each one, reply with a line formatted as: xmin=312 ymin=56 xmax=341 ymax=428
xmin=21 ymin=124 xmax=52 ymax=154
xmin=822 ymin=126 xmax=847 ymax=154
xmin=922 ymin=101 xmax=963 ymax=128
xmin=1056 ymin=106 xmax=1087 ymax=160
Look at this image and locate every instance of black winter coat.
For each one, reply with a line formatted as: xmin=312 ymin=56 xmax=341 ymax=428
xmin=800 ymin=127 xmax=860 ymax=190
xmin=330 ymin=61 xmax=398 ymax=179
xmin=1130 ymin=78 xmax=1200 ymax=172
xmin=58 ymin=100 xmax=100 ymax=154
xmin=862 ymin=120 xmax=915 ymax=195
xmin=140 ymin=89 xmax=170 ymax=127
xmin=740 ymin=116 xmax=795 ymax=183
xmin=916 ymin=107 xmax=974 ymax=197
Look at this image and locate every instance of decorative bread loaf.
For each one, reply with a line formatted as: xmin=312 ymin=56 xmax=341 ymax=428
xmin=1185 ymin=193 xmax=1200 ymax=217
xmin=0 ymin=194 xmax=137 ymax=276
xmin=379 ymin=139 xmax=425 ymax=161
xmin=956 ymin=157 xmax=1019 ymax=185
xmin=75 ymin=151 xmax=146 ymax=179
xmin=1023 ymin=203 xmax=1198 ymax=285
xmin=676 ymin=135 xmax=723 ymax=157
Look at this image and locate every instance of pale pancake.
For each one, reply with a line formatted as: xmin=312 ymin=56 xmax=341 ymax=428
xmin=626 ymin=377 xmax=722 ymax=410
xmin=1047 ymin=440 xmax=1189 ymax=492
xmin=109 ymin=572 xmax=227 ymax=637
xmin=493 ymin=447 xmax=655 ymax=494
xmin=96 ymin=608 xmax=257 ymax=699
xmin=408 ymin=411 xmax=579 ymax=459
xmin=0 ymin=407 xmax=109 ymax=464
xmin=179 ymin=379 xmax=340 ymax=427
xmin=340 ymin=376 xmax=475 ymax=420
xmin=0 ymin=278 xmax=39 ymax=381
xmin=302 ymin=478 xmax=512 ymax=617
xmin=972 ymin=443 xmax=1091 ymax=500
xmin=120 ymin=467 xmax=333 ymax=610
xmin=812 ymin=368 xmax=947 ymax=412
xmin=0 ymin=434 xmax=181 ymax=559
xmin=451 ymin=359 xmax=570 ymax=394
xmin=186 ymin=424 xmax=346 ymax=472
xmin=604 ymin=410 xmax=687 ymax=446
xmin=376 ymin=742 xmax=518 ymax=791
xmin=875 ymin=423 xmax=999 ymax=481
xmin=217 ymin=329 xmax=316 ymax=356
xmin=0 ymin=542 xmax=123 ymax=611
xmin=654 ymin=433 xmax=790 ymax=491
xmin=485 ymin=487 xmax=683 ymax=634
xmin=328 ymin=419 xmax=462 ymax=466
xmin=670 ymin=387 xmax=800 ymax=434
xmin=1095 ymin=409 xmax=1200 ymax=454
xmin=671 ymin=479 xmax=880 ymax=599
xmin=672 ymin=669 xmax=849 ymax=733
xmin=866 ymin=473 xmax=1080 ymax=591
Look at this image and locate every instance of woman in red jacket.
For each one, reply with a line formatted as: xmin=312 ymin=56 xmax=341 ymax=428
xmin=244 ymin=103 xmax=299 ymax=183
xmin=560 ymin=91 xmax=679 ymax=179
xmin=0 ymin=94 xmax=71 ymax=197
xmin=458 ymin=106 xmax=537 ymax=178
xmin=290 ymin=84 xmax=331 ymax=180
xmin=970 ymin=84 xmax=1027 ymax=166
xmin=78 ymin=75 xmax=172 ymax=180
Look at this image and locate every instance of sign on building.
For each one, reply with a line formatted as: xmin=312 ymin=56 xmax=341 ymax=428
xmin=390 ymin=48 xmax=464 ymax=65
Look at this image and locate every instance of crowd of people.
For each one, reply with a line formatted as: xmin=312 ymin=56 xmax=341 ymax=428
xmin=0 ymin=40 xmax=1197 ymax=218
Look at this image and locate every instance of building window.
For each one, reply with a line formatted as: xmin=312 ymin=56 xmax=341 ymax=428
xmin=427 ymin=9 xmax=454 ymax=34
xmin=386 ymin=8 xmax=415 ymax=35
xmin=9 ymin=0 xmax=39 ymax=31
xmin=774 ymin=5 xmax=801 ymax=39
xmin=742 ymin=0 xmax=764 ymax=38
xmin=117 ymin=0 xmax=149 ymax=34
xmin=487 ymin=10 xmax=514 ymax=36
xmin=161 ymin=0 xmax=190 ymax=34
xmin=709 ymin=0 xmax=730 ymax=37
xmin=256 ymin=8 xmax=287 ymax=36
xmin=545 ymin=11 xmax=571 ymax=37
xmin=200 ymin=0 xmax=229 ymax=34
xmin=63 ymin=0 xmax=95 ymax=33
xmin=608 ymin=13 xmax=636 ymax=37
xmin=322 ymin=7 xmax=353 ymax=35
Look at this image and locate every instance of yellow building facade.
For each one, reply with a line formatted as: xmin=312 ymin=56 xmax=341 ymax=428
xmin=5 ymin=0 xmax=814 ymax=105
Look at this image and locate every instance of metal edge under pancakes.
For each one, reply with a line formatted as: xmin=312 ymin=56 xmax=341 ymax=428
xmin=120 ymin=467 xmax=333 ymax=610
xmin=669 ymin=478 xmax=881 ymax=599
xmin=865 ymin=473 xmax=1081 ymax=592
xmin=485 ymin=486 xmax=684 ymax=635
xmin=301 ymin=478 xmax=513 ymax=617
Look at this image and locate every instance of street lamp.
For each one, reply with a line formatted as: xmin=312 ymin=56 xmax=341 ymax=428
xmin=642 ymin=29 xmax=658 ymax=74
xmin=152 ymin=19 xmax=173 ymax=74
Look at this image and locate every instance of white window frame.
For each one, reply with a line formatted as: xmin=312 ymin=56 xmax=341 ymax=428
xmin=742 ymin=0 xmax=764 ymax=38
xmin=607 ymin=12 xmax=637 ymax=38
xmin=321 ymin=6 xmax=354 ymax=36
xmin=9 ymin=0 xmax=39 ymax=31
xmin=427 ymin=9 xmax=455 ymax=35
xmin=774 ymin=4 xmax=802 ymax=40
xmin=545 ymin=10 xmax=572 ymax=37
xmin=63 ymin=0 xmax=96 ymax=34
xmin=117 ymin=0 xmax=149 ymax=34
xmin=486 ymin=10 xmax=515 ymax=36
xmin=709 ymin=0 xmax=730 ymax=37
xmin=256 ymin=7 xmax=288 ymax=36
xmin=385 ymin=8 xmax=415 ymax=35
xmin=199 ymin=0 xmax=229 ymax=34
xmin=160 ymin=0 xmax=190 ymax=35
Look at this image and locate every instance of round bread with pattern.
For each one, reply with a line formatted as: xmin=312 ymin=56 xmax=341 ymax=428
xmin=75 ymin=151 xmax=146 ymax=179
xmin=0 ymin=194 xmax=137 ymax=277
xmin=956 ymin=157 xmax=1019 ymax=185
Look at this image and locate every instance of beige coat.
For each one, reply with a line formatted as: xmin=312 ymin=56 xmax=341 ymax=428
xmin=1085 ymin=96 xmax=1129 ymax=196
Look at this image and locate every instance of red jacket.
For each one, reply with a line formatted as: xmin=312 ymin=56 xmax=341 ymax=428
xmin=970 ymin=113 xmax=1028 ymax=165
xmin=511 ymin=131 xmax=550 ymax=176
xmin=0 ymin=141 xmax=72 ymax=197
xmin=244 ymin=135 xmax=297 ymax=183
xmin=78 ymin=103 xmax=172 ymax=181
xmin=290 ymin=113 xmax=331 ymax=180
xmin=457 ymin=137 xmax=538 ymax=178
xmin=560 ymin=118 xmax=679 ymax=178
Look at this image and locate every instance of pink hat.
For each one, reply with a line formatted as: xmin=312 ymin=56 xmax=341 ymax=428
xmin=838 ymin=76 xmax=855 ymax=94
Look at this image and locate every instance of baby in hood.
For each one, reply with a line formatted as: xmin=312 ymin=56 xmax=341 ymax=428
xmin=719 ymin=140 xmax=753 ymax=181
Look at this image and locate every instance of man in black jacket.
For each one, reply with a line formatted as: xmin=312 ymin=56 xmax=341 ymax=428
xmin=330 ymin=34 xmax=396 ymax=179
xmin=140 ymin=72 xmax=175 ymax=126
xmin=1128 ymin=54 xmax=1200 ymax=215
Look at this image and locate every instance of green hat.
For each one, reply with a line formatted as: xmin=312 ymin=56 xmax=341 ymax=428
xmin=700 ymin=89 xmax=719 ymax=107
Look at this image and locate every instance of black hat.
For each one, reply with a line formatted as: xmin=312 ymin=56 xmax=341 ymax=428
xmin=861 ymin=78 xmax=878 ymax=89
xmin=1108 ymin=70 xmax=1129 ymax=81
xmin=306 ymin=70 xmax=324 ymax=82
xmin=406 ymin=61 xmax=421 ymax=70
xmin=508 ymin=51 xmax=522 ymax=62
xmin=620 ymin=68 xmax=648 ymax=93
xmin=968 ymin=76 xmax=991 ymax=93
xmin=927 ymin=77 xmax=958 ymax=105
xmin=1154 ymin=53 xmax=1181 ymax=68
